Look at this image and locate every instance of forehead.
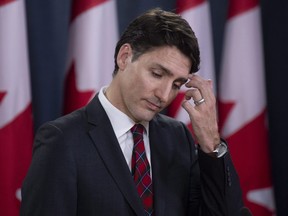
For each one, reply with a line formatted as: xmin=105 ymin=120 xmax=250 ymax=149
xmin=139 ymin=46 xmax=191 ymax=76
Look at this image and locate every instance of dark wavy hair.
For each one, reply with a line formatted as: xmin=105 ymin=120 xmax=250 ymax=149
xmin=113 ymin=8 xmax=200 ymax=76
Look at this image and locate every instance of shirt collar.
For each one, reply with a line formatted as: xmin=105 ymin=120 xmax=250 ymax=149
xmin=98 ymin=86 xmax=149 ymax=138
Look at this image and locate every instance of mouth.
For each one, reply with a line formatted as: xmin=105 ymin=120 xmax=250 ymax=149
xmin=146 ymin=100 xmax=161 ymax=112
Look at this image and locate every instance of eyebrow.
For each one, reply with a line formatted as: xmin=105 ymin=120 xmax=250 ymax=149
xmin=155 ymin=64 xmax=188 ymax=84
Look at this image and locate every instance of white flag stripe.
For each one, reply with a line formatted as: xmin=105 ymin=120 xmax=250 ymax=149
xmin=66 ymin=0 xmax=118 ymax=91
xmin=219 ymin=3 xmax=275 ymax=214
xmin=0 ymin=0 xmax=31 ymax=128
xmin=220 ymin=7 xmax=266 ymax=137
xmin=0 ymin=1 xmax=33 ymax=215
xmin=181 ymin=2 xmax=215 ymax=82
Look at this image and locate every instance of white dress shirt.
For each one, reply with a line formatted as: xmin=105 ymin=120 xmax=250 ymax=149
xmin=98 ymin=86 xmax=152 ymax=173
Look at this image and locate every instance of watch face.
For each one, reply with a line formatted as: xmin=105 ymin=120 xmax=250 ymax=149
xmin=214 ymin=142 xmax=228 ymax=158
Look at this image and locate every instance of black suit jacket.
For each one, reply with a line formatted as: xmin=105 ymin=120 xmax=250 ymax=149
xmin=20 ymin=95 xmax=243 ymax=216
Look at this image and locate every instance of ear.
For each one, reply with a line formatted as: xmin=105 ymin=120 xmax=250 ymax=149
xmin=116 ymin=43 xmax=133 ymax=70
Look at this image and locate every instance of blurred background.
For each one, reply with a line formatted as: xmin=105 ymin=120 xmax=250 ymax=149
xmin=1 ymin=0 xmax=288 ymax=215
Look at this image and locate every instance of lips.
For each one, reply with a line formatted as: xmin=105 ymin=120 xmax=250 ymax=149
xmin=146 ymin=100 xmax=161 ymax=111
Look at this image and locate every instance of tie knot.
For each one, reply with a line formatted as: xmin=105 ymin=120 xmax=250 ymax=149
xmin=130 ymin=124 xmax=144 ymax=136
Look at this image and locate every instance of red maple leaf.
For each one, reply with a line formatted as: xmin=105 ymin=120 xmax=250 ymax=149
xmin=0 ymin=91 xmax=7 ymax=104
xmin=63 ymin=62 xmax=94 ymax=114
xmin=217 ymin=99 xmax=235 ymax=133
xmin=0 ymin=103 xmax=33 ymax=216
xmin=167 ymin=92 xmax=185 ymax=118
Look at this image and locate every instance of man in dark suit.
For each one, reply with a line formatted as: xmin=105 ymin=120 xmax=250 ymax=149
xmin=20 ymin=8 xmax=243 ymax=216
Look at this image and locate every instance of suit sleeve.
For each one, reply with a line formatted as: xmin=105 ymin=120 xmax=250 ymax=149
xmin=183 ymin=126 xmax=243 ymax=216
xmin=196 ymin=149 xmax=244 ymax=216
xmin=20 ymin=123 xmax=77 ymax=216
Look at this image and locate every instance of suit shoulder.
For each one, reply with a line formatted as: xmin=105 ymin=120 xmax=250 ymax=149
xmin=154 ymin=113 xmax=184 ymax=125
xmin=152 ymin=113 xmax=195 ymax=142
xmin=38 ymin=107 xmax=87 ymax=134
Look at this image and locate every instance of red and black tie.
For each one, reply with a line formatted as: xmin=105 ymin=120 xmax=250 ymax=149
xmin=131 ymin=124 xmax=154 ymax=216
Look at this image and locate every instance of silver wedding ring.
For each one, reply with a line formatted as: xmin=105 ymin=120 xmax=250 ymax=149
xmin=194 ymin=98 xmax=205 ymax=106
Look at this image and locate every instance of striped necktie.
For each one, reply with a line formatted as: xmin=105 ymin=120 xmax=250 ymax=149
xmin=131 ymin=124 xmax=154 ymax=216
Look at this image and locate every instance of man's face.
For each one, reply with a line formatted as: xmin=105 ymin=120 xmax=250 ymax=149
xmin=111 ymin=45 xmax=191 ymax=122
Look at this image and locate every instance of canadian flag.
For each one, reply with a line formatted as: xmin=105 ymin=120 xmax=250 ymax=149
xmin=218 ymin=0 xmax=275 ymax=215
xmin=168 ymin=0 xmax=216 ymax=129
xmin=0 ymin=0 xmax=33 ymax=215
xmin=64 ymin=0 xmax=118 ymax=114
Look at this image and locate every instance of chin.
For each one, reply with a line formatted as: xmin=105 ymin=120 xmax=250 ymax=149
xmin=130 ymin=106 xmax=158 ymax=122
xmin=133 ymin=112 xmax=155 ymax=122
xmin=142 ymin=112 xmax=157 ymax=122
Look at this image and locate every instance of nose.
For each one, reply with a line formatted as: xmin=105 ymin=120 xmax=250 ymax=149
xmin=155 ymin=83 xmax=171 ymax=104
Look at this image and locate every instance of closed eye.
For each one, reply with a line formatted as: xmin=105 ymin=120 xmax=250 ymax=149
xmin=173 ymin=83 xmax=182 ymax=90
xmin=173 ymin=78 xmax=187 ymax=90
xmin=152 ymin=71 xmax=162 ymax=78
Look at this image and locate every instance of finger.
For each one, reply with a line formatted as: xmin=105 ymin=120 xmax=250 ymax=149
xmin=207 ymin=79 xmax=213 ymax=90
xmin=185 ymin=75 xmax=206 ymax=98
xmin=186 ymin=75 xmax=214 ymax=105
xmin=185 ymin=74 xmax=205 ymax=90
xmin=181 ymin=99 xmax=194 ymax=114
xmin=184 ymin=88 xmax=202 ymax=102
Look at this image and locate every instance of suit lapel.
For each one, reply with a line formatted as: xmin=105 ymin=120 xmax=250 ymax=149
xmin=86 ymin=96 xmax=144 ymax=216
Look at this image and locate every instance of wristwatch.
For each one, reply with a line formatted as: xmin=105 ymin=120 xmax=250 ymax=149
xmin=212 ymin=141 xmax=228 ymax=158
